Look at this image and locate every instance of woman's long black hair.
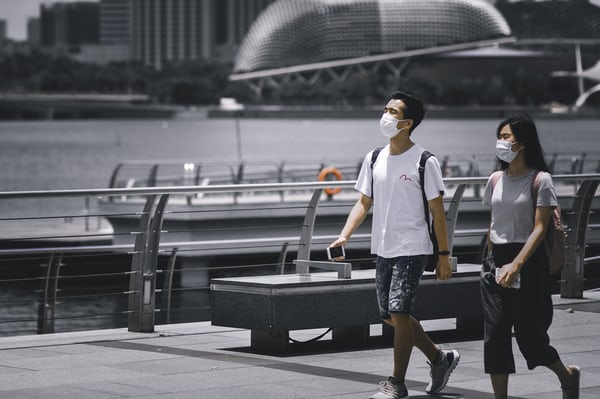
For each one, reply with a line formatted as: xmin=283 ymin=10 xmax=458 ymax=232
xmin=496 ymin=113 xmax=550 ymax=172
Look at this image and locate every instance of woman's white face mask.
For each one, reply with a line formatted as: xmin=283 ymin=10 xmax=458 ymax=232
xmin=379 ymin=112 xmax=409 ymax=139
xmin=495 ymin=140 xmax=519 ymax=163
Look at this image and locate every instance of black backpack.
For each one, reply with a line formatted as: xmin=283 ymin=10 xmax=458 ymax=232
xmin=370 ymin=147 xmax=439 ymax=271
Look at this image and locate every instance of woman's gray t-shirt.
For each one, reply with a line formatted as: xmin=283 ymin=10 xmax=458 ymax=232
xmin=482 ymin=170 xmax=558 ymax=244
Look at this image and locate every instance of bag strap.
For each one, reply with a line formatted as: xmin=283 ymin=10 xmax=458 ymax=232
xmin=419 ymin=151 xmax=435 ymax=236
xmin=490 ymin=170 xmax=503 ymax=191
xmin=530 ymin=170 xmax=542 ymax=209
xmin=369 ymin=146 xmax=384 ymax=199
xmin=487 ymin=170 xmax=504 ymax=254
xmin=370 ymin=147 xmax=383 ymax=170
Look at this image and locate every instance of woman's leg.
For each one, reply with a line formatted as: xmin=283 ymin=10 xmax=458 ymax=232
xmin=513 ymin=247 xmax=560 ymax=370
xmin=490 ymin=374 xmax=509 ymax=399
xmin=548 ymin=359 xmax=578 ymax=389
xmin=481 ymin=245 xmax=517 ymax=396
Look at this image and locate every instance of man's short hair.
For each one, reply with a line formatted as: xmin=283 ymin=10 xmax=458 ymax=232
xmin=391 ymin=91 xmax=426 ymax=133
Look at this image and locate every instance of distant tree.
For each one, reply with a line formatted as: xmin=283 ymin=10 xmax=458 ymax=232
xmin=222 ymin=80 xmax=257 ymax=103
xmin=340 ymin=72 xmax=371 ymax=105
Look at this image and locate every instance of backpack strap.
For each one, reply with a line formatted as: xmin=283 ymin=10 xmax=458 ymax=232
xmin=369 ymin=146 xmax=384 ymax=199
xmin=419 ymin=151 xmax=435 ymax=234
xmin=419 ymin=151 xmax=441 ymax=271
xmin=486 ymin=170 xmax=504 ymax=254
xmin=490 ymin=170 xmax=503 ymax=191
xmin=370 ymin=147 xmax=383 ymax=170
xmin=530 ymin=170 xmax=542 ymax=208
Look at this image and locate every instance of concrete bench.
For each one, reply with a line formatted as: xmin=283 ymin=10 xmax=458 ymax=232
xmin=210 ymin=262 xmax=483 ymax=353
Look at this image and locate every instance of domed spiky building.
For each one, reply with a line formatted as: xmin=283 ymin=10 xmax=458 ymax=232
xmin=234 ymin=0 xmax=511 ymax=73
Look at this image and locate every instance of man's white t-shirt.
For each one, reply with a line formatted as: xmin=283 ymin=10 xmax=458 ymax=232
xmin=355 ymin=144 xmax=445 ymax=258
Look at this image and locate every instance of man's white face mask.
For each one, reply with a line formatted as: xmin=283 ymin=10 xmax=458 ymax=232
xmin=379 ymin=112 xmax=409 ymax=139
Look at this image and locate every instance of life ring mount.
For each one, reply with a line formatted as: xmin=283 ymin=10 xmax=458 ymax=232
xmin=318 ymin=166 xmax=343 ymax=196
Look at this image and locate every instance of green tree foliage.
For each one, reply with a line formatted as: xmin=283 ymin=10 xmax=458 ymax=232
xmin=147 ymin=60 xmax=230 ymax=105
xmin=0 ymin=51 xmax=589 ymax=109
xmin=0 ymin=53 xmax=231 ymax=105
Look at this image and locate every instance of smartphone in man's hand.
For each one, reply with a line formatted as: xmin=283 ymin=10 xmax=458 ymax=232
xmin=327 ymin=246 xmax=345 ymax=260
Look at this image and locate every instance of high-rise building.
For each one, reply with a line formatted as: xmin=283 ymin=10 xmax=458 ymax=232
xmin=214 ymin=0 xmax=274 ymax=57
xmin=40 ymin=2 xmax=99 ymax=47
xmin=130 ymin=0 xmax=274 ymax=69
xmin=0 ymin=20 xmax=6 ymax=47
xmin=27 ymin=18 xmax=40 ymax=46
xmin=100 ymin=0 xmax=130 ymax=45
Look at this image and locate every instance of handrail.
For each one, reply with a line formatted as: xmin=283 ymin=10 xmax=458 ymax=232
xmin=0 ymin=173 xmax=599 ymax=198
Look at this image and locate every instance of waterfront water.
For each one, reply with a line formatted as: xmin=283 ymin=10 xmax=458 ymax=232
xmin=0 ymin=115 xmax=598 ymax=335
xmin=0 ymin=115 xmax=598 ymax=210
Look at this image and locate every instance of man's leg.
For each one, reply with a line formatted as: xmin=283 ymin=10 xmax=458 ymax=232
xmin=389 ymin=313 xmax=413 ymax=381
xmin=389 ymin=314 xmax=439 ymax=380
xmin=410 ymin=315 xmax=439 ymax=362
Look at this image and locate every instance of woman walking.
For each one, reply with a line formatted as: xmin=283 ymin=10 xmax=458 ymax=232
xmin=480 ymin=114 xmax=580 ymax=399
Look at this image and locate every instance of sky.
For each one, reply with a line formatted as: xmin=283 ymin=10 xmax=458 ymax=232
xmin=0 ymin=0 xmax=97 ymax=41
xmin=1 ymin=0 xmax=600 ymax=41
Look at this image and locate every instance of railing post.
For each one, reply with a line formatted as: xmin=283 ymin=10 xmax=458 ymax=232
xmin=37 ymin=253 xmax=63 ymax=334
xmin=84 ymin=196 xmax=90 ymax=231
xmin=108 ymin=163 xmax=124 ymax=189
xmin=562 ymin=179 xmax=599 ymax=298
xmin=446 ymin=183 xmax=467 ymax=254
xmin=147 ymin=164 xmax=159 ymax=187
xmin=128 ymin=194 xmax=170 ymax=332
xmin=161 ymin=247 xmax=178 ymax=324
xmin=296 ymin=189 xmax=323 ymax=272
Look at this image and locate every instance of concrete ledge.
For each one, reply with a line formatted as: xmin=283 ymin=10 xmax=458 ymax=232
xmin=211 ymin=264 xmax=483 ymax=353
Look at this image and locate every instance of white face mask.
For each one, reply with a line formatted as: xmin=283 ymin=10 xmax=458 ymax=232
xmin=495 ymin=140 xmax=519 ymax=163
xmin=379 ymin=112 xmax=408 ymax=139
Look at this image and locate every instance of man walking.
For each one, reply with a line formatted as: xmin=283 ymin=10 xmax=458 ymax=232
xmin=329 ymin=91 xmax=460 ymax=399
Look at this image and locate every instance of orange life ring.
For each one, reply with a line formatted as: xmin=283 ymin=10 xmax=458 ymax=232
xmin=318 ymin=166 xmax=343 ymax=196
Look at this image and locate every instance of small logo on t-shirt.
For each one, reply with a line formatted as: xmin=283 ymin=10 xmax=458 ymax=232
xmin=399 ymin=174 xmax=413 ymax=182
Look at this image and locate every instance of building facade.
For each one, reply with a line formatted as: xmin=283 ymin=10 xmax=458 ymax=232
xmin=100 ymin=0 xmax=130 ymax=45
xmin=0 ymin=20 xmax=6 ymax=47
xmin=27 ymin=18 xmax=40 ymax=46
xmin=130 ymin=0 xmax=274 ymax=69
xmin=40 ymin=2 xmax=100 ymax=47
xmin=234 ymin=0 xmax=512 ymax=73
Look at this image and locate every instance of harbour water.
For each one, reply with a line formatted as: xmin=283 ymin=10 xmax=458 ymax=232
xmin=0 ymin=115 xmax=598 ymax=216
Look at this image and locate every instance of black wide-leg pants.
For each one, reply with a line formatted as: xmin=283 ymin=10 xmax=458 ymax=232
xmin=480 ymin=243 xmax=560 ymax=374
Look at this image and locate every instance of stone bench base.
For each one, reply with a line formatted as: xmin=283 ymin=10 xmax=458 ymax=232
xmin=211 ymin=265 xmax=483 ymax=353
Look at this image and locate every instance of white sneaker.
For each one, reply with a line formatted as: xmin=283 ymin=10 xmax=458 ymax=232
xmin=369 ymin=376 xmax=409 ymax=399
xmin=425 ymin=349 xmax=460 ymax=394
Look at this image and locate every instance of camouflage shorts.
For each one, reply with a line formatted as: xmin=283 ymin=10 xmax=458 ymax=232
xmin=375 ymin=255 xmax=427 ymax=318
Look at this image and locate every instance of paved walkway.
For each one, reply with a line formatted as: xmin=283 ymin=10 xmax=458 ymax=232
xmin=0 ymin=291 xmax=599 ymax=398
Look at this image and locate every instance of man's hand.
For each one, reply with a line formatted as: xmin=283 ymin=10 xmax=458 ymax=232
xmin=328 ymin=236 xmax=347 ymax=260
xmin=436 ymin=255 xmax=452 ymax=280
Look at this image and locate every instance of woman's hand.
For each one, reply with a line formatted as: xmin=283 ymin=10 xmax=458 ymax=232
xmin=496 ymin=263 xmax=520 ymax=288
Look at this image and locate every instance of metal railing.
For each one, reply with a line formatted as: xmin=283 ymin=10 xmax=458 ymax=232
xmin=0 ymin=175 xmax=598 ymax=336
xmin=106 ymin=152 xmax=600 ymax=190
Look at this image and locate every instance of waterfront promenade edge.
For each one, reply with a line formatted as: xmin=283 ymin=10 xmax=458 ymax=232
xmin=0 ymin=291 xmax=598 ymax=398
